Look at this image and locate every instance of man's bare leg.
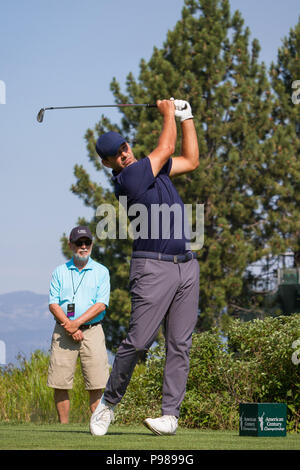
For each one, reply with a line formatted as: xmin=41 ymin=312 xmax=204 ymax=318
xmin=89 ymin=389 xmax=103 ymax=413
xmin=54 ymin=389 xmax=70 ymax=423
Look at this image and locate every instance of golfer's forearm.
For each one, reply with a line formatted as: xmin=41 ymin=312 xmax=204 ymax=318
xmin=158 ymin=114 xmax=177 ymax=155
xmin=181 ymin=119 xmax=199 ymax=169
xmin=149 ymin=114 xmax=177 ymax=176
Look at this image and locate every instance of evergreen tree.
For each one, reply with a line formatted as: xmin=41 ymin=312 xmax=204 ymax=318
xmin=269 ymin=18 xmax=300 ymax=258
xmin=64 ymin=0 xmax=300 ymax=348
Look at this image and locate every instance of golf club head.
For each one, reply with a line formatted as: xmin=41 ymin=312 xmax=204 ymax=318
xmin=37 ymin=108 xmax=45 ymax=123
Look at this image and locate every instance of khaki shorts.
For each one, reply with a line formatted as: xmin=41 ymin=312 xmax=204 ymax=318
xmin=47 ymin=322 xmax=109 ymax=390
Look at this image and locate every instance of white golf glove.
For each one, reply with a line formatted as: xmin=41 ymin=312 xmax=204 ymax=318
xmin=170 ymin=97 xmax=193 ymax=122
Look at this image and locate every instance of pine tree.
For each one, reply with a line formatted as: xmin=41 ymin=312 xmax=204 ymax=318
xmin=66 ymin=1 xmax=300 ymax=347
xmin=268 ymin=18 xmax=300 ymax=258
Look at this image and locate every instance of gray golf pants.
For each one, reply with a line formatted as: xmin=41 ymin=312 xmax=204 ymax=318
xmin=104 ymin=256 xmax=200 ymax=417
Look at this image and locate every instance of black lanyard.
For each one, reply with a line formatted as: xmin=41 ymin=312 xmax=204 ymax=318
xmin=71 ymin=270 xmax=87 ymax=302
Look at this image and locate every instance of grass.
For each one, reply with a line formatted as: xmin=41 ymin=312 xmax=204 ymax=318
xmin=0 ymin=423 xmax=300 ymax=450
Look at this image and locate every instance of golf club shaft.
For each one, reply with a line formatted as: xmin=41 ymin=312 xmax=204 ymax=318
xmin=37 ymin=103 xmax=156 ymax=122
xmin=47 ymin=104 xmax=156 ymax=110
xmin=37 ymin=101 xmax=187 ymax=123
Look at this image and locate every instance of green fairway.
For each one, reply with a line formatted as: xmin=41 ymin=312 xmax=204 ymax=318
xmin=0 ymin=423 xmax=299 ymax=450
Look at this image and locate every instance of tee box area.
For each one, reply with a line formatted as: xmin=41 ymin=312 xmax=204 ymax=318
xmin=239 ymin=403 xmax=287 ymax=437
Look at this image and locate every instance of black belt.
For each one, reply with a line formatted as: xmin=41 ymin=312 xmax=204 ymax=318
xmin=56 ymin=321 xmax=101 ymax=330
xmin=79 ymin=322 xmax=101 ymax=330
xmin=132 ymin=251 xmax=197 ymax=263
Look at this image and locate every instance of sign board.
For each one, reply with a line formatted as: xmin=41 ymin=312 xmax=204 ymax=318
xmin=239 ymin=403 xmax=287 ymax=437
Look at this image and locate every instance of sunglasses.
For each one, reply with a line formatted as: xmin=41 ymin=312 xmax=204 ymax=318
xmin=73 ymin=239 xmax=92 ymax=247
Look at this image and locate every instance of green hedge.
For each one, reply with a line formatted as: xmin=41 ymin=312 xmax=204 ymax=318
xmin=1 ymin=315 xmax=300 ymax=431
xmin=118 ymin=314 xmax=300 ymax=432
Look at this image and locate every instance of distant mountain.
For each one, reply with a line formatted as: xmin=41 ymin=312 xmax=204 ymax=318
xmin=0 ymin=291 xmax=114 ymax=367
xmin=0 ymin=291 xmax=53 ymax=366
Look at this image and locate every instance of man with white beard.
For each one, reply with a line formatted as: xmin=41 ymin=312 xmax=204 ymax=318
xmin=47 ymin=226 xmax=110 ymax=423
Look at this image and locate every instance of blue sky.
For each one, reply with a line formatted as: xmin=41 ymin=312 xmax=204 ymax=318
xmin=0 ymin=0 xmax=299 ymax=295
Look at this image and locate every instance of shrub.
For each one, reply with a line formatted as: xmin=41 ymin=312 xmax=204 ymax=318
xmin=0 ymin=351 xmax=91 ymax=423
xmin=119 ymin=314 xmax=300 ymax=431
xmin=1 ymin=315 xmax=300 ymax=431
xmin=0 ymin=350 xmax=55 ymax=422
xmin=225 ymin=315 xmax=300 ymax=431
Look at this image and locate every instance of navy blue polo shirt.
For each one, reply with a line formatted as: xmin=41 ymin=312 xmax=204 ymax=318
xmin=112 ymin=157 xmax=190 ymax=254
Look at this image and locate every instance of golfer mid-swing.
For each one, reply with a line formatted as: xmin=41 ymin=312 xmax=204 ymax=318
xmin=90 ymin=98 xmax=200 ymax=436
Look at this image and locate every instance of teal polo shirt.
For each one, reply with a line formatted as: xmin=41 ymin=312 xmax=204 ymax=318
xmin=49 ymin=257 xmax=110 ymax=324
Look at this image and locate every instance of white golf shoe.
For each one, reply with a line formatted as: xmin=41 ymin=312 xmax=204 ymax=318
xmin=90 ymin=402 xmax=114 ymax=436
xmin=143 ymin=415 xmax=178 ymax=436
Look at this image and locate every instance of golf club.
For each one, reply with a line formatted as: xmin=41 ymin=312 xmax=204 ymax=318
xmin=36 ymin=102 xmax=188 ymax=123
xmin=37 ymin=103 xmax=158 ymax=123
